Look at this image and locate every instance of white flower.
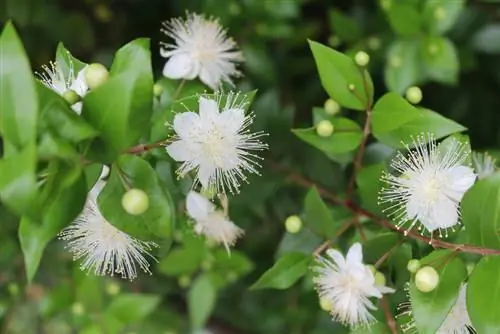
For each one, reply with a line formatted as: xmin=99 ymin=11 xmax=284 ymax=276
xmin=160 ymin=12 xmax=243 ymax=89
xmin=185 ymin=190 xmax=243 ymax=252
xmin=471 ymin=151 xmax=496 ymax=180
xmin=312 ymin=243 xmax=394 ymax=328
xmin=379 ymin=133 xmax=476 ymax=234
xmin=398 ymin=283 xmax=475 ymax=334
xmin=58 ymin=181 xmax=157 ymax=280
xmin=166 ymin=93 xmax=267 ymax=194
xmin=37 ymin=59 xmax=88 ymax=114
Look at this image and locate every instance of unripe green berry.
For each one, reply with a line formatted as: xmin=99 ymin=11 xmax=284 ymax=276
xmin=84 ymin=63 xmax=109 ymax=90
xmin=354 ymin=51 xmax=370 ymax=67
xmin=7 ymin=283 xmax=19 ymax=296
xmin=319 ymin=297 xmax=332 ymax=311
xmin=63 ymin=89 xmax=80 ymax=105
xmin=405 ymin=86 xmax=423 ymax=105
xmin=71 ymin=302 xmax=85 ymax=316
xmin=178 ymin=275 xmax=191 ymax=288
xmin=105 ymin=282 xmax=121 ymax=295
xmin=407 ymin=259 xmax=421 ymax=273
xmin=415 ymin=266 xmax=440 ymax=293
xmin=380 ymin=0 xmax=391 ymax=10
xmin=434 ymin=7 xmax=446 ymax=20
xmin=121 ymin=188 xmax=149 ymax=215
xmin=366 ymin=264 xmax=377 ymax=275
xmin=153 ymin=83 xmax=163 ymax=97
xmin=374 ymin=271 xmax=386 ymax=286
xmin=328 ymin=35 xmax=341 ymax=48
xmin=367 ymin=37 xmax=381 ymax=51
xmin=348 ymin=84 xmax=356 ymax=91
xmin=201 ymin=259 xmax=213 ymax=271
xmin=324 ymin=99 xmax=340 ymax=116
xmin=316 ymin=120 xmax=334 ymax=138
xmin=285 ymin=215 xmax=302 ymax=234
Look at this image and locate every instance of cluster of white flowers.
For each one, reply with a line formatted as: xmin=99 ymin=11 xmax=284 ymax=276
xmin=379 ymin=133 xmax=477 ymax=236
xmin=397 ymin=283 xmax=475 ymax=334
xmin=312 ymin=243 xmax=394 ymax=328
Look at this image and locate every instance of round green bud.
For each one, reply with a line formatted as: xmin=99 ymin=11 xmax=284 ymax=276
xmin=121 ymin=188 xmax=149 ymax=215
xmin=63 ymin=89 xmax=80 ymax=105
xmin=319 ymin=297 xmax=333 ymax=311
xmin=407 ymin=259 xmax=421 ymax=273
xmin=367 ymin=37 xmax=381 ymax=51
xmin=366 ymin=265 xmax=377 ymax=275
xmin=324 ymin=99 xmax=340 ymax=116
xmin=71 ymin=302 xmax=85 ymax=316
xmin=316 ymin=120 xmax=334 ymax=137
xmin=434 ymin=7 xmax=446 ymax=20
xmin=84 ymin=63 xmax=109 ymax=90
xmin=201 ymin=260 xmax=214 ymax=271
xmin=153 ymin=83 xmax=163 ymax=97
xmin=428 ymin=43 xmax=439 ymax=55
xmin=354 ymin=51 xmax=370 ymax=67
xmin=228 ymin=2 xmax=241 ymax=15
xmin=348 ymin=83 xmax=356 ymax=91
xmin=374 ymin=271 xmax=387 ymax=286
xmin=415 ymin=266 xmax=440 ymax=293
xmin=328 ymin=35 xmax=341 ymax=48
xmin=285 ymin=215 xmax=302 ymax=234
xmin=105 ymin=282 xmax=121 ymax=295
xmin=380 ymin=0 xmax=391 ymax=10
xmin=7 ymin=283 xmax=19 ymax=296
xmin=405 ymin=86 xmax=423 ymax=105
xmin=178 ymin=275 xmax=191 ymax=288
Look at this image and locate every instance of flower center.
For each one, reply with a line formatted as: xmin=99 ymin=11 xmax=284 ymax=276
xmin=203 ymin=129 xmax=226 ymax=166
xmin=421 ymin=176 xmax=442 ymax=202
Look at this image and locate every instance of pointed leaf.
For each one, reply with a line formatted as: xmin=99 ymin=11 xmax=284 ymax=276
xmin=188 ymin=274 xmax=216 ymax=329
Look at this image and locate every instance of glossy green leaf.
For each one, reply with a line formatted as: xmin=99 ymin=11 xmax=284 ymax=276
xmin=386 ymin=3 xmax=422 ymax=37
xmin=410 ymin=250 xmax=467 ymax=334
xmin=303 ymin=186 xmax=337 ymax=238
xmin=328 ymin=9 xmax=362 ymax=43
xmin=384 ymin=40 xmax=423 ymax=94
xmin=421 ymin=37 xmax=459 ymax=85
xmin=0 ymin=21 xmax=38 ymax=150
xmin=349 ymin=322 xmax=390 ymax=334
xmin=55 ymin=42 xmax=87 ymax=78
xmin=309 ymin=40 xmax=373 ymax=110
xmin=461 ymin=172 xmax=500 ymax=249
xmin=356 ymin=163 xmax=385 ymax=215
xmin=362 ymin=233 xmax=399 ymax=264
xmin=250 ymin=252 xmax=312 ymax=290
xmin=422 ymin=0 xmax=465 ymax=35
xmin=106 ymin=293 xmax=160 ymax=324
xmin=467 ymin=256 xmax=500 ymax=333
xmin=213 ymin=249 xmax=254 ymax=276
xmin=98 ymin=155 xmax=175 ymax=240
xmin=472 ymin=24 xmax=500 ymax=54
xmin=276 ymin=228 xmax=322 ymax=258
xmin=188 ymin=274 xmax=216 ymax=329
xmin=158 ymin=246 xmax=206 ymax=277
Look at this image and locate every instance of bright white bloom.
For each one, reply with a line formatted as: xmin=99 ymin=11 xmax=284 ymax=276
xmin=312 ymin=243 xmax=394 ymax=328
xmin=58 ymin=181 xmax=157 ymax=280
xmin=379 ymin=134 xmax=476 ymax=234
xmin=185 ymin=190 xmax=243 ymax=252
xmin=37 ymin=58 xmax=88 ymax=114
xmin=160 ymin=12 xmax=243 ymax=89
xmin=471 ymin=151 xmax=496 ymax=179
xmin=166 ymin=93 xmax=267 ymax=194
xmin=398 ymin=283 xmax=475 ymax=334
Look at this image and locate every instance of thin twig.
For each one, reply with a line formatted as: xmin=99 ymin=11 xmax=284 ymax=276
xmin=374 ymin=240 xmax=403 ymax=269
xmin=313 ymin=220 xmax=355 ymax=256
xmin=381 ymin=296 xmax=398 ymax=334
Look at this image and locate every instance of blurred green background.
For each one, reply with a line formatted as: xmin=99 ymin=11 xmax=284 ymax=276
xmin=2 ymin=0 xmax=500 ymax=333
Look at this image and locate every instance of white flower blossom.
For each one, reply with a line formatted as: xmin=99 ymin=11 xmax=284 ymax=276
xmin=58 ymin=181 xmax=157 ymax=280
xmin=398 ymin=283 xmax=475 ymax=334
xmin=379 ymin=133 xmax=476 ymax=235
xmin=471 ymin=151 xmax=496 ymax=179
xmin=160 ymin=12 xmax=243 ymax=89
xmin=166 ymin=93 xmax=267 ymax=194
xmin=37 ymin=58 xmax=88 ymax=114
xmin=185 ymin=190 xmax=243 ymax=252
xmin=312 ymin=243 xmax=394 ymax=328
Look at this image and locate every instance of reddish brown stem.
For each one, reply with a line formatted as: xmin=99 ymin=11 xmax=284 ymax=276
xmin=381 ymin=296 xmax=398 ymax=334
xmin=125 ymin=140 xmax=170 ymax=154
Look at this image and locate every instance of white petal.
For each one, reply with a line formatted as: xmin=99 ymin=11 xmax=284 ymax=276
xmin=346 ymin=243 xmax=363 ymax=265
xmin=377 ymin=286 xmax=396 ymax=294
xmin=166 ymin=140 xmax=192 ymax=162
xmin=186 ymin=191 xmax=214 ymax=220
xmin=162 ymin=54 xmax=197 ymax=80
xmin=199 ymin=66 xmax=219 ymax=89
xmin=71 ymin=102 xmax=83 ymax=115
xmin=444 ymin=166 xmax=477 ymax=202
xmin=199 ymin=97 xmax=219 ymax=123
xmin=219 ymin=108 xmax=244 ymax=134
xmin=70 ymin=67 xmax=88 ymax=96
xmin=406 ymin=195 xmax=420 ymax=220
xmin=173 ymin=112 xmax=200 ymax=139
xmin=325 ymin=248 xmax=346 ymax=267
xmin=198 ymin=163 xmax=214 ymax=189
xmin=422 ymin=195 xmax=458 ymax=231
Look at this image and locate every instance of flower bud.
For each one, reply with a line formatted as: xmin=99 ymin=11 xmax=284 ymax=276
xmin=153 ymin=83 xmax=163 ymax=97
xmin=178 ymin=275 xmax=191 ymax=288
xmin=105 ymin=282 xmax=121 ymax=295
xmin=319 ymin=297 xmax=333 ymax=311
xmin=367 ymin=37 xmax=381 ymax=51
xmin=407 ymin=259 xmax=421 ymax=273
xmin=328 ymin=35 xmax=341 ymax=48
xmin=434 ymin=7 xmax=446 ymax=20
xmin=201 ymin=259 xmax=214 ymax=271
xmin=84 ymin=63 xmax=109 ymax=90
xmin=63 ymin=89 xmax=80 ymax=105
xmin=316 ymin=120 xmax=334 ymax=138
xmin=415 ymin=266 xmax=439 ymax=293
xmin=324 ymin=99 xmax=340 ymax=116
xmin=71 ymin=302 xmax=85 ymax=316
xmin=121 ymin=188 xmax=149 ymax=215
xmin=374 ymin=271 xmax=386 ymax=286
xmin=366 ymin=264 xmax=377 ymax=275
xmin=285 ymin=215 xmax=302 ymax=234
xmin=405 ymin=86 xmax=423 ymax=105
xmin=348 ymin=84 xmax=356 ymax=91
xmin=354 ymin=51 xmax=370 ymax=67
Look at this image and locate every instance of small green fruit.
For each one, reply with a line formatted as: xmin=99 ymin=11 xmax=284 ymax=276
xmin=71 ymin=302 xmax=85 ymax=315
xmin=319 ymin=297 xmax=333 ymax=311
xmin=366 ymin=265 xmax=377 ymax=275
xmin=324 ymin=99 xmax=340 ymax=116
xmin=153 ymin=83 xmax=163 ymax=97
xmin=121 ymin=188 xmax=149 ymax=215
xmin=407 ymin=259 xmax=421 ymax=273
xmin=405 ymin=86 xmax=423 ymax=104
xmin=316 ymin=120 xmax=334 ymax=138
xmin=415 ymin=266 xmax=439 ymax=293
xmin=105 ymin=282 xmax=121 ymax=295
xmin=84 ymin=63 xmax=109 ymax=89
xmin=285 ymin=215 xmax=302 ymax=234
xmin=178 ymin=275 xmax=191 ymax=288
xmin=354 ymin=51 xmax=370 ymax=67
xmin=374 ymin=271 xmax=386 ymax=286
xmin=63 ymin=89 xmax=80 ymax=105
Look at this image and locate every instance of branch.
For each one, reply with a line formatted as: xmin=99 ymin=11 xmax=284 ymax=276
xmin=267 ymin=161 xmax=500 ymax=256
xmin=381 ymin=296 xmax=398 ymax=334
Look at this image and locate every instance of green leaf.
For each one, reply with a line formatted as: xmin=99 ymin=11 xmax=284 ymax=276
xmin=421 ymin=37 xmax=459 ymax=85
xmin=98 ymin=155 xmax=175 ymax=240
xmin=467 ymin=256 xmax=500 ymax=333
xmin=410 ymin=250 xmax=467 ymax=334
xmin=461 ymin=172 xmax=500 ymax=249
xmin=250 ymin=252 xmax=312 ymax=290
xmin=384 ymin=40 xmax=422 ymax=94
xmin=277 ymin=228 xmax=322 ymax=258
xmin=362 ymin=233 xmax=399 ymax=264
xmin=83 ymin=39 xmax=153 ymax=162
xmin=328 ymin=9 xmax=362 ymax=43
xmin=372 ymin=93 xmax=466 ymax=147
xmin=422 ymin=0 xmax=465 ymax=35
xmin=303 ymin=186 xmax=337 ymax=238
xmin=349 ymin=322 xmax=390 ymax=334
xmin=472 ymin=24 xmax=500 ymax=54
xmin=19 ymin=171 xmax=87 ymax=282
xmin=188 ymin=274 xmax=216 ymax=329
xmin=55 ymin=42 xmax=87 ymax=78
xmin=292 ymin=117 xmax=363 ymax=155
xmin=0 ymin=21 xmax=38 ymax=149
xmin=158 ymin=246 xmax=206 ymax=277
xmin=386 ymin=3 xmax=422 ymax=37
xmin=356 ymin=163 xmax=385 ymax=215
xmin=106 ymin=293 xmax=160 ymax=324
xmin=309 ymin=40 xmax=373 ymax=110
xmin=213 ymin=249 xmax=254 ymax=276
